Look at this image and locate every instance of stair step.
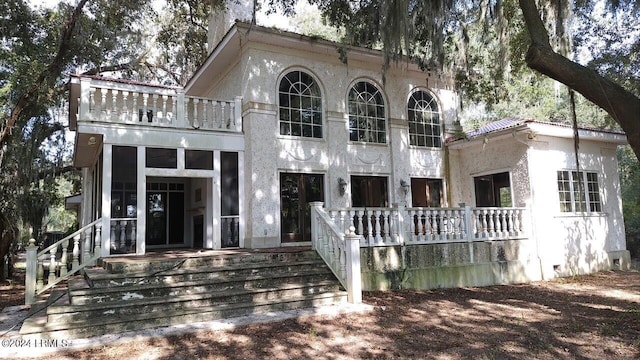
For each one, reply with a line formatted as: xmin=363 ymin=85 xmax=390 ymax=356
xmin=20 ymin=248 xmax=349 ymax=339
xmin=100 ymin=250 xmax=320 ymax=274
xmin=48 ymin=281 xmax=342 ymax=323
xmin=22 ymin=292 xmax=348 ymax=338
xmin=84 ymin=259 xmax=328 ymax=287
xmin=70 ymin=270 xmax=338 ymax=305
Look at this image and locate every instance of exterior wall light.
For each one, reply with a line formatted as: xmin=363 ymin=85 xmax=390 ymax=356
xmin=338 ymin=177 xmax=348 ymax=196
xmin=400 ymin=179 xmax=410 ymax=195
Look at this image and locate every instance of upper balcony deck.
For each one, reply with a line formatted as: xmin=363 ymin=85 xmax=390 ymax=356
xmin=69 ymin=75 xmax=242 ymax=134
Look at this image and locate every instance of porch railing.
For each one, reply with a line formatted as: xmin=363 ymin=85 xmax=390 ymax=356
xmin=77 ymin=78 xmax=242 ymax=133
xmin=110 ymin=218 xmax=137 ymax=255
xmin=310 ymin=203 xmax=362 ymax=304
xmin=325 ymin=205 xmax=527 ymax=247
xmin=25 ymin=219 xmax=103 ymax=305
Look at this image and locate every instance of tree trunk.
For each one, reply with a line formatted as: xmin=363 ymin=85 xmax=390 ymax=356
xmin=518 ymin=0 xmax=640 ymax=160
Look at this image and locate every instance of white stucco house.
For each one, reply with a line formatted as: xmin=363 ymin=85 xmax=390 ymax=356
xmin=59 ymin=12 xmax=629 ymax=293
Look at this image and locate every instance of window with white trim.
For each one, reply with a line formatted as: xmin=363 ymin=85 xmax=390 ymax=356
xmin=408 ymin=90 xmax=442 ymax=147
xmin=348 ymin=81 xmax=386 ymax=144
xmin=279 ymin=70 xmax=322 ymax=138
xmin=557 ymin=170 xmax=602 ymax=212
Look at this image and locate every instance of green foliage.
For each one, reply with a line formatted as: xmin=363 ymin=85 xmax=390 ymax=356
xmin=619 ymin=146 xmax=640 ymax=257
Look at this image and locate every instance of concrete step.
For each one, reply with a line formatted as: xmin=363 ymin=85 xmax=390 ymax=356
xmin=47 ymin=280 xmax=342 ymax=323
xmin=69 ymin=269 xmax=337 ymax=305
xmin=100 ymin=250 xmax=320 ymax=274
xmin=21 ymin=291 xmax=348 ymax=339
xmin=84 ymin=259 xmax=328 ymax=288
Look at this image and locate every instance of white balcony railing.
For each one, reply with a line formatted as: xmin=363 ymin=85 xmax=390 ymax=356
xmin=324 ymin=205 xmax=527 ymax=247
xmin=77 ymin=77 xmax=242 ymax=133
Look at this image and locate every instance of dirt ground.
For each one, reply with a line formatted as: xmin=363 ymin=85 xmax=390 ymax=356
xmin=2 ymin=269 xmax=640 ymax=360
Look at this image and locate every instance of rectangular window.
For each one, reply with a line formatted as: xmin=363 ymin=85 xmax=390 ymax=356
xmin=557 ymin=170 xmax=602 ymax=213
xmin=146 ymin=148 xmax=177 ymax=168
xmin=411 ymin=178 xmax=443 ymax=207
xmin=185 ymin=150 xmax=213 ymax=170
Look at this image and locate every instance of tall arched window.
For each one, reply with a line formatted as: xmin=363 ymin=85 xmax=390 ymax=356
xmin=348 ymin=81 xmax=386 ymax=144
xmin=408 ymin=90 xmax=441 ymax=148
xmin=279 ymin=70 xmax=322 ymax=138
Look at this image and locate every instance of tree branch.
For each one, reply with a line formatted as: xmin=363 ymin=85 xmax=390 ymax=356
xmin=519 ymin=0 xmax=640 ymax=160
xmin=0 ymin=0 xmax=90 ymax=151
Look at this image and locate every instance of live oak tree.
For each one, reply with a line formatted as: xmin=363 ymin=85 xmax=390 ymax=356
xmin=0 ymin=0 xmax=151 ymax=279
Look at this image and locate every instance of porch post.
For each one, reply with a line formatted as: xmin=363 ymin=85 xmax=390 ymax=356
xmin=136 ymin=146 xmax=146 ymax=255
xmin=101 ymin=144 xmax=113 ymax=258
xmin=345 ymin=227 xmax=362 ymax=304
xmin=238 ymin=151 xmax=245 ymax=248
xmin=25 ymin=239 xmax=37 ymax=305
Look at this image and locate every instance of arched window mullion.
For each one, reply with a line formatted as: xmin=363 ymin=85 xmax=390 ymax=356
xmin=278 ymin=70 xmax=323 ymax=139
xmin=408 ymin=90 xmax=441 ymax=148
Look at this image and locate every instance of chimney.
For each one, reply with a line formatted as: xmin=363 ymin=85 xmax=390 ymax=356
xmin=208 ymin=0 xmax=255 ymax=52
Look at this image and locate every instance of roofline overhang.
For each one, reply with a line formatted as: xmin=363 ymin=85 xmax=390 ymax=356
xmin=448 ymin=122 xmax=627 ymax=150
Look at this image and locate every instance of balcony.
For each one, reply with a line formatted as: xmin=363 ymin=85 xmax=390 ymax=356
xmin=69 ymin=75 xmax=242 ymax=133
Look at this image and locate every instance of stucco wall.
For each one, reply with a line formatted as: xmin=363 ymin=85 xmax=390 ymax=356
xmin=526 ymin=136 xmax=629 ymax=277
xmin=449 ymin=134 xmax=531 ymax=208
xmin=207 ymin=38 xmax=458 ymax=246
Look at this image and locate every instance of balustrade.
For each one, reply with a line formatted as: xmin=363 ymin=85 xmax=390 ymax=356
xmin=25 ymin=219 xmax=103 ymax=305
xmin=77 ymin=78 xmax=242 ymax=133
xmin=110 ymin=218 xmax=137 ymax=255
xmin=325 ymin=206 xmax=527 ymax=247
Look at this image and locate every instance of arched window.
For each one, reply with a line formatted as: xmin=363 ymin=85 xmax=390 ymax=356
xmin=408 ymin=90 xmax=441 ymax=147
xmin=348 ymin=81 xmax=386 ymax=144
xmin=278 ymin=70 xmax=322 ymax=138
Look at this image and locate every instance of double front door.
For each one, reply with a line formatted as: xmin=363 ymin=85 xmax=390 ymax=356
xmin=280 ymin=173 xmax=324 ymax=242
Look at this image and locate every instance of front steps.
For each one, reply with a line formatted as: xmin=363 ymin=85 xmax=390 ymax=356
xmin=20 ymin=248 xmax=347 ymax=339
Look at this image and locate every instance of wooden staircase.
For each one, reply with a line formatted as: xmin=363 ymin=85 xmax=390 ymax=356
xmin=20 ymin=248 xmax=347 ymax=339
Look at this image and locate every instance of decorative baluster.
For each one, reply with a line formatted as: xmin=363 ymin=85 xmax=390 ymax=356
xmin=142 ymin=93 xmax=149 ymax=123
xmin=171 ymin=96 xmax=177 ymax=124
xmin=339 ymin=211 xmax=347 ymax=235
xmin=110 ymin=222 xmax=117 ymax=251
xmin=94 ymin=223 xmax=102 ymax=258
xmin=383 ymin=210 xmax=391 ymax=242
xmin=36 ymin=260 xmax=44 ymax=291
xmin=499 ymin=209 xmax=507 ymax=238
xmin=130 ymin=221 xmax=136 ymax=252
xmin=211 ymin=100 xmax=219 ymax=128
xmin=444 ymin=210 xmax=452 ymax=240
xmin=431 ymin=211 xmax=439 ymax=241
xmin=355 ymin=210 xmax=364 ymax=237
xmin=89 ymin=88 xmax=96 ymax=114
xmin=111 ymin=89 xmax=118 ymax=121
xmin=122 ymin=91 xmax=129 ymax=122
xmin=120 ymin=220 xmax=127 ymax=250
xmin=152 ymin=94 xmax=159 ymax=124
xmin=100 ymin=89 xmax=108 ymax=119
xmin=221 ymin=102 xmax=227 ymax=128
xmin=514 ymin=210 xmax=522 ymax=236
xmin=417 ymin=210 xmax=425 ymax=242
xmin=374 ymin=210 xmax=382 ymax=243
xmin=161 ymin=95 xmax=168 ymax=124
xmin=365 ymin=210 xmax=374 ymax=246
xmin=200 ymin=99 xmax=208 ymax=128
xmin=59 ymin=239 xmax=68 ymax=277
xmin=132 ymin=93 xmax=138 ymax=122
xmin=48 ymin=246 xmax=57 ymax=284
xmin=488 ymin=209 xmax=496 ymax=237
xmin=460 ymin=210 xmax=467 ymax=239
xmin=192 ymin=99 xmax=200 ymax=128
xmin=481 ymin=210 xmax=488 ymax=238
xmin=83 ymin=227 xmax=92 ymax=265
xmin=72 ymin=234 xmax=81 ymax=270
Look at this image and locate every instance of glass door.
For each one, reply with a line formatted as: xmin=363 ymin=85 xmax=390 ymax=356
xmin=280 ymin=173 xmax=324 ymax=242
xmin=146 ymin=182 xmax=185 ymax=247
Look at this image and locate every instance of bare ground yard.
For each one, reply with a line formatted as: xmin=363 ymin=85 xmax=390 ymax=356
xmin=2 ymin=270 xmax=640 ymax=359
